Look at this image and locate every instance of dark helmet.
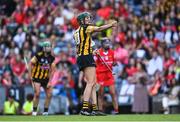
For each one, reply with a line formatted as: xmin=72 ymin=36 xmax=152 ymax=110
xmin=77 ymin=12 xmax=92 ymax=25
xmin=101 ymin=37 xmax=110 ymax=50
xmin=101 ymin=37 xmax=110 ymax=45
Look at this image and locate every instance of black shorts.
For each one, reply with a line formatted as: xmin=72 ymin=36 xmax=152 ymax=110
xmin=77 ymin=54 xmax=96 ymax=71
xmin=32 ymin=78 xmax=49 ymax=88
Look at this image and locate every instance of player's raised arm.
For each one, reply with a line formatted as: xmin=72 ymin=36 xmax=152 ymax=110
xmin=91 ymin=21 xmax=117 ymax=32
xmin=77 ymin=12 xmax=117 ymax=34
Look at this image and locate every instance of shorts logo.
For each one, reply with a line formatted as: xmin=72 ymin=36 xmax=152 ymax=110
xmin=45 ymin=60 xmax=48 ymax=64
xmin=41 ymin=58 xmax=44 ymax=62
xmin=41 ymin=65 xmax=50 ymax=69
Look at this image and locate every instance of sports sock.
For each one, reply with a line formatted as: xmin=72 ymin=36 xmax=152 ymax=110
xmin=82 ymin=101 xmax=89 ymax=110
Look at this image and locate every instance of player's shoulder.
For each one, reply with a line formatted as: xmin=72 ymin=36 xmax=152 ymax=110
xmin=109 ymin=49 xmax=114 ymax=53
xmin=49 ymin=54 xmax=55 ymax=61
xmin=34 ymin=51 xmax=43 ymax=59
xmin=37 ymin=51 xmax=43 ymax=56
xmin=99 ymin=48 xmax=103 ymax=52
xmin=86 ymin=25 xmax=96 ymax=30
xmin=50 ymin=54 xmax=55 ymax=60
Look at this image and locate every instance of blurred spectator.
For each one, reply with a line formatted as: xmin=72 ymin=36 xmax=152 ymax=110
xmin=21 ymin=94 xmax=33 ymax=115
xmin=3 ymin=94 xmax=20 ymax=115
xmin=10 ymin=54 xmax=26 ymax=85
xmin=162 ymin=81 xmax=180 ymax=114
xmin=0 ymin=0 xmax=17 ymax=16
xmin=114 ymin=42 xmax=129 ymax=64
xmin=146 ymin=50 xmax=163 ymax=76
xmin=1 ymin=70 xmax=13 ymax=87
xmin=149 ymin=71 xmax=164 ymax=96
xmin=13 ymin=27 xmax=26 ymax=49
xmin=128 ymin=62 xmax=150 ymax=114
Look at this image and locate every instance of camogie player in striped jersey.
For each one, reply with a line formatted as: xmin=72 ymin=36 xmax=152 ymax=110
xmin=74 ymin=12 xmax=117 ymax=115
xmin=29 ymin=41 xmax=55 ymax=116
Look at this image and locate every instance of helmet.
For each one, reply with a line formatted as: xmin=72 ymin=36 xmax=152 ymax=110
xmin=77 ymin=12 xmax=92 ymax=25
xmin=101 ymin=38 xmax=110 ymax=45
xmin=41 ymin=41 xmax=52 ymax=53
xmin=42 ymin=41 xmax=51 ymax=47
xmin=101 ymin=37 xmax=110 ymax=50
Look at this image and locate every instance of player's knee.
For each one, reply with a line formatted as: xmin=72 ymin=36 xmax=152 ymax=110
xmin=87 ymin=80 xmax=96 ymax=87
xmin=98 ymin=92 xmax=104 ymax=98
xmin=34 ymin=92 xmax=40 ymax=99
xmin=111 ymin=92 xmax=116 ymax=99
xmin=46 ymin=93 xmax=52 ymax=99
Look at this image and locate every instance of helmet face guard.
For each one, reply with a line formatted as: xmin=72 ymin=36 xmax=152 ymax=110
xmin=101 ymin=38 xmax=110 ymax=50
xmin=42 ymin=41 xmax=52 ymax=53
xmin=77 ymin=12 xmax=93 ymax=25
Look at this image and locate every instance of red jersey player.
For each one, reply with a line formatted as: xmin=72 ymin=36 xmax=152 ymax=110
xmin=94 ymin=38 xmax=119 ymax=114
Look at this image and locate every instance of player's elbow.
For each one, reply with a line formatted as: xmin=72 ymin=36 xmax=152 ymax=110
xmin=94 ymin=27 xmax=103 ymax=32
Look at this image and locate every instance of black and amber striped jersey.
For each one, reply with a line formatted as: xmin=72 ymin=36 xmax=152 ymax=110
xmin=74 ymin=25 xmax=95 ymax=56
xmin=31 ymin=52 xmax=55 ymax=81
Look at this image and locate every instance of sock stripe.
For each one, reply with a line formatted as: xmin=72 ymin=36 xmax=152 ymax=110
xmin=83 ymin=104 xmax=88 ymax=106
xmin=82 ymin=101 xmax=89 ymax=110
xmin=83 ymin=101 xmax=88 ymax=103
xmin=92 ymin=104 xmax=98 ymax=111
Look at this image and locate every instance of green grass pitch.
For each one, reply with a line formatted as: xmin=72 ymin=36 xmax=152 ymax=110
xmin=0 ymin=114 xmax=180 ymax=122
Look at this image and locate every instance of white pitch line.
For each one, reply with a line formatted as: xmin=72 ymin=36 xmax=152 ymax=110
xmin=0 ymin=120 xmax=179 ymax=122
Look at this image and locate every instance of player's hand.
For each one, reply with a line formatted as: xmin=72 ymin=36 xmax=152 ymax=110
xmin=93 ymin=49 xmax=100 ymax=55
xmin=111 ymin=20 xmax=118 ymax=27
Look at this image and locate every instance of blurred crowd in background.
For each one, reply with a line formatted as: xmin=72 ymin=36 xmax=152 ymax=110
xmin=0 ymin=0 xmax=180 ymax=115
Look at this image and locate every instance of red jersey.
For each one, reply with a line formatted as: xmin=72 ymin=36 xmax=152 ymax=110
xmin=94 ymin=48 xmax=115 ymax=86
xmin=95 ymin=48 xmax=114 ymax=73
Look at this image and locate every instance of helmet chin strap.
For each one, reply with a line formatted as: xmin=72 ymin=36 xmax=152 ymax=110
xmin=43 ymin=48 xmax=51 ymax=54
xmin=103 ymin=47 xmax=110 ymax=51
xmin=44 ymin=51 xmax=51 ymax=56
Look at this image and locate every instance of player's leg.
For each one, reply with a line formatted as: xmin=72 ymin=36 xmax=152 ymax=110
xmin=109 ymin=84 xmax=119 ymax=114
xmin=80 ymin=67 xmax=96 ymax=115
xmin=43 ymin=85 xmax=53 ymax=115
xmin=91 ymin=76 xmax=106 ymax=116
xmin=98 ymin=85 xmax=104 ymax=111
xmin=32 ymin=82 xmax=41 ymax=115
xmin=91 ymin=75 xmax=98 ymax=111
xmin=83 ymin=73 xmax=106 ymax=116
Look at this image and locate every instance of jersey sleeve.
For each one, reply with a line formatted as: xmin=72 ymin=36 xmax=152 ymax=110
xmin=30 ymin=56 xmax=37 ymax=64
xmin=86 ymin=25 xmax=95 ymax=33
xmin=35 ymin=52 xmax=43 ymax=61
xmin=73 ymin=30 xmax=80 ymax=45
xmin=51 ymin=56 xmax=55 ymax=63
